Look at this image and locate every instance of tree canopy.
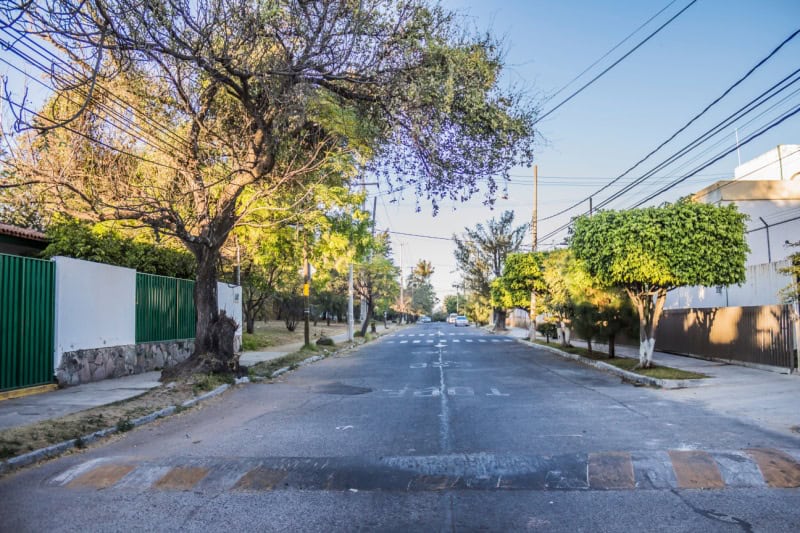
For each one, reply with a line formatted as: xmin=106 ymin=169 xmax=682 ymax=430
xmin=571 ymin=200 xmax=748 ymax=367
xmin=453 ymin=210 xmax=528 ymax=329
xmin=1 ymin=0 xmax=537 ymax=373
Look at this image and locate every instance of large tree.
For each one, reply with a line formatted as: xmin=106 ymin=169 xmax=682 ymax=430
xmin=454 ymin=210 xmax=528 ymax=330
xmin=354 ymin=235 xmax=399 ymax=336
xmin=491 ymin=251 xmax=543 ymax=336
xmin=1 ymin=1 xmax=536 ymax=373
xmin=571 ymin=200 xmax=748 ymax=368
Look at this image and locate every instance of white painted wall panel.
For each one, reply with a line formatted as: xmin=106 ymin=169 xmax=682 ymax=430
xmin=665 ymin=260 xmax=794 ymax=309
xmin=217 ymin=282 xmax=243 ymax=334
xmin=53 ymin=256 xmax=136 ymax=370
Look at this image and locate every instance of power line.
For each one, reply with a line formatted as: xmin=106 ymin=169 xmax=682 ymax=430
xmin=631 ymin=104 xmax=800 ymax=206
xmin=543 ymin=0 xmax=680 ymax=104
xmin=610 ymin=79 xmax=800 ymax=210
xmin=537 ymin=101 xmax=800 ymax=244
xmin=538 ymin=27 xmax=800 ymax=223
xmin=692 ymin=146 xmax=800 ymax=202
xmin=535 ymin=0 xmax=698 ymax=124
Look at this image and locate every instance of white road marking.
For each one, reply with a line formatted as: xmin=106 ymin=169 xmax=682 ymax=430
xmin=382 ymin=386 xmax=409 ymax=398
xmin=410 ymin=362 xmax=428 ymax=368
xmin=336 ymin=425 xmax=354 ymax=430
xmin=466 ymin=339 xmax=473 ymax=343
xmin=414 ymin=387 xmax=441 ymax=397
xmin=447 ymin=386 xmax=475 ymax=396
xmin=51 ymin=458 xmax=111 ymax=485
xmin=400 ymin=340 xmax=408 ymax=344
xmin=487 ymin=388 xmax=510 ymax=397
xmin=413 ymin=340 xmax=421 ymax=344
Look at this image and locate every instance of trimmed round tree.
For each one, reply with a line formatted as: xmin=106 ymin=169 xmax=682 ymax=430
xmin=570 ymin=200 xmax=748 ymax=368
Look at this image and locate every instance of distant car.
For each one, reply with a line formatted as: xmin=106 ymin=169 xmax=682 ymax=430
xmin=420 ymin=315 xmax=431 ymax=323
xmin=454 ymin=315 xmax=469 ymax=327
xmin=447 ymin=313 xmax=458 ymax=324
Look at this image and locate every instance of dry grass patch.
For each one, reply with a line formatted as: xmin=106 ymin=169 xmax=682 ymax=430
xmin=533 ymin=340 xmax=706 ymax=380
xmin=242 ymin=320 xmax=347 ymax=351
xmin=0 ymin=374 xmax=231 ymax=461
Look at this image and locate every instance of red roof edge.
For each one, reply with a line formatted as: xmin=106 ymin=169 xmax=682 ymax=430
xmin=0 ymin=223 xmax=48 ymax=241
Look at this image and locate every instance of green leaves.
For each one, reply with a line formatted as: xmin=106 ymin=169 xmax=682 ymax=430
xmin=571 ymin=200 xmax=748 ymax=291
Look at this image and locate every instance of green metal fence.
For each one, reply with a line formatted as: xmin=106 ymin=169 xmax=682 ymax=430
xmin=0 ymin=253 xmax=55 ymax=391
xmin=135 ymin=273 xmax=196 ymax=343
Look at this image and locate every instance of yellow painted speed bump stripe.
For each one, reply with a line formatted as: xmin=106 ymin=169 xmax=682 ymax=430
xmin=589 ymin=452 xmax=635 ymax=490
xmin=233 ymin=467 xmax=287 ymax=491
xmin=154 ymin=466 xmax=209 ymax=490
xmin=668 ymin=450 xmax=724 ymax=489
xmin=68 ymin=464 xmax=135 ymax=489
xmin=747 ymin=448 xmax=800 ymax=488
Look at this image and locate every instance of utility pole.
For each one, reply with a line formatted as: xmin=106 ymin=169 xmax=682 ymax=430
xmin=302 ymin=236 xmax=310 ymax=347
xmin=529 ymin=164 xmax=538 ymax=341
xmin=589 ymin=196 xmax=593 ymax=217
xmin=347 ymin=263 xmax=354 ymax=342
xmin=399 ymin=243 xmax=404 ymax=324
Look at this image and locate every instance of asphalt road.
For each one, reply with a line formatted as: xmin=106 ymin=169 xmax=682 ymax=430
xmin=2 ymin=324 xmax=800 ymax=532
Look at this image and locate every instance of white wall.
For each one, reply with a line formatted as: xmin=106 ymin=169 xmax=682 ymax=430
xmin=217 ymin=282 xmax=243 ymax=335
xmin=53 ymin=256 xmax=136 ymax=370
xmin=665 ymin=260 xmax=794 ymax=309
xmin=734 ymin=144 xmax=800 ymax=181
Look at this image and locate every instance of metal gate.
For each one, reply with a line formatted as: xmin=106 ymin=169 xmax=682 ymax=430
xmin=135 ymin=273 xmax=195 ymax=342
xmin=0 ymin=253 xmax=55 ymax=391
xmin=656 ymin=305 xmax=797 ymax=370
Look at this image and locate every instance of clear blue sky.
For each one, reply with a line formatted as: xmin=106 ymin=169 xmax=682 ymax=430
xmin=378 ymin=0 xmax=800 ymax=300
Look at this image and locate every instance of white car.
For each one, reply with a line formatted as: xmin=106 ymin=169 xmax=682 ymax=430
xmin=419 ymin=315 xmax=431 ymax=323
xmin=447 ymin=313 xmax=458 ymax=324
xmin=454 ymin=315 xmax=469 ymax=327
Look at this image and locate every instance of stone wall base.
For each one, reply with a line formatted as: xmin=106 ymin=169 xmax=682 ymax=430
xmin=56 ymin=340 xmax=195 ymax=386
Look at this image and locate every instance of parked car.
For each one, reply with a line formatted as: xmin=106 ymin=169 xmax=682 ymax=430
xmin=447 ymin=313 xmax=458 ymax=324
xmin=454 ymin=315 xmax=469 ymax=327
xmin=419 ymin=315 xmax=431 ymax=323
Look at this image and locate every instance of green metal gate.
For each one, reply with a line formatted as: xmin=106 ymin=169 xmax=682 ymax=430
xmin=135 ymin=273 xmax=196 ymax=342
xmin=0 ymin=253 xmax=55 ymax=391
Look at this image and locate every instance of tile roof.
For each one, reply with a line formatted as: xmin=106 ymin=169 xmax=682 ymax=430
xmin=0 ymin=223 xmax=48 ymax=241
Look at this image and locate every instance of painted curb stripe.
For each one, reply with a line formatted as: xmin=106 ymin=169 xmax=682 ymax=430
xmin=747 ymin=448 xmax=800 ymax=488
xmin=668 ymin=450 xmax=724 ymax=489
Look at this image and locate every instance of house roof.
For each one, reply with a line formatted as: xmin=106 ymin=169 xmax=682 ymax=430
xmin=0 ymin=223 xmax=48 ymax=242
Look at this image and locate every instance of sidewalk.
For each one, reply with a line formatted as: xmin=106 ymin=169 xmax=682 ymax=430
xmin=503 ymin=326 xmax=800 ymax=437
xmin=0 ymin=331 xmax=354 ymax=433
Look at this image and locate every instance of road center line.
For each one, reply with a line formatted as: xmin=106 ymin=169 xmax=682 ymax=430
xmin=437 ymin=343 xmax=451 ymax=453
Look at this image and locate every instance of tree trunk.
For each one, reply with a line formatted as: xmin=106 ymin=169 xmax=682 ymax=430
xmin=558 ymin=319 xmax=571 ymax=347
xmin=246 ymin=315 xmax=255 ymax=334
xmin=628 ymin=288 xmax=667 ymax=369
xmin=586 ymin=337 xmax=592 ymax=354
xmin=493 ymin=308 xmax=507 ymax=331
xmin=194 ymin=247 xmax=220 ymax=356
xmin=359 ymin=299 xmax=374 ymax=337
xmin=608 ymin=333 xmax=616 ymax=358
xmin=161 ymin=245 xmax=239 ymax=381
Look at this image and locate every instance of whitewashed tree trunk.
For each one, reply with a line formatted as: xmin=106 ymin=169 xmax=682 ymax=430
xmin=558 ymin=319 xmax=571 ymax=346
xmin=628 ymin=287 xmax=667 ymax=368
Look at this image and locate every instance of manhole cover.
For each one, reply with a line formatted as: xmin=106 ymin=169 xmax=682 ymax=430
xmin=314 ymin=382 xmax=372 ymax=396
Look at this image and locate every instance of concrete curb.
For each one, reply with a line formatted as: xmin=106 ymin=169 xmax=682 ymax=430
xmin=0 ymin=384 xmax=230 ymax=476
xmin=516 ymin=338 xmax=706 ymax=389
